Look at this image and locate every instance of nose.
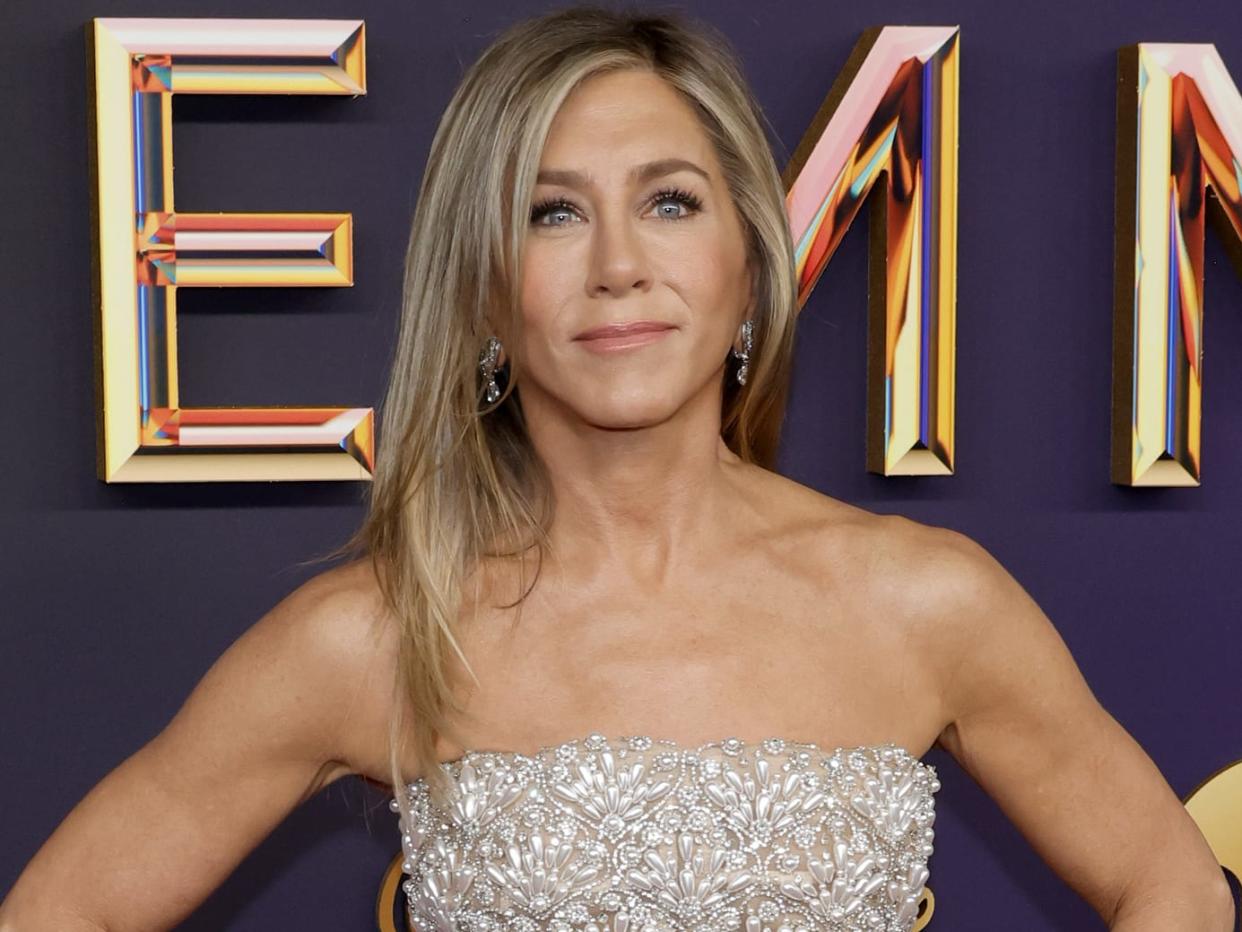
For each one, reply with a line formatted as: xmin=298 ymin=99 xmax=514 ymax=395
xmin=585 ymin=203 xmax=653 ymax=299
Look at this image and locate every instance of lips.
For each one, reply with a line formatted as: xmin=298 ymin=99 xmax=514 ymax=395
xmin=574 ymin=320 xmax=676 ymax=341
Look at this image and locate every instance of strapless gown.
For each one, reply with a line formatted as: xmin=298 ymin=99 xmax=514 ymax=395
xmin=389 ymin=732 xmax=941 ymax=931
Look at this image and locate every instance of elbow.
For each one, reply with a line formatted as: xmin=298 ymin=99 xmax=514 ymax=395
xmin=1209 ymin=872 xmax=1238 ymax=932
xmin=1107 ymin=868 xmax=1237 ymax=931
xmin=1169 ymin=870 xmax=1236 ymax=932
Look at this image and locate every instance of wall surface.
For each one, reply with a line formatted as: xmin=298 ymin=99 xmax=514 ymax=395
xmin=2 ymin=0 xmax=1240 ymax=928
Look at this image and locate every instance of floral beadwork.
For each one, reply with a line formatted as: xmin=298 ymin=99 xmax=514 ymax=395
xmin=389 ymin=733 xmax=940 ymax=931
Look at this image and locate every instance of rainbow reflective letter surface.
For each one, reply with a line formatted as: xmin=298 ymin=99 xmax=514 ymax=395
xmin=1113 ymin=43 xmax=1242 ymax=486
xmin=784 ymin=27 xmax=960 ymax=476
xmin=88 ymin=17 xmax=372 ymax=482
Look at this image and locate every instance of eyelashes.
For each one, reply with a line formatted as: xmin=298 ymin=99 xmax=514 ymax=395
xmin=529 ymin=186 xmax=704 ymax=226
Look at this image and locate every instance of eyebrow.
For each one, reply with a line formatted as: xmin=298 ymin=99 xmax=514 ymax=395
xmin=535 ymin=157 xmax=711 ymax=189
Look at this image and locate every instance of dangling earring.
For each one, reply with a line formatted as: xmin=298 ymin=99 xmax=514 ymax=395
xmin=731 ymin=319 xmax=754 ymax=386
xmin=478 ymin=336 xmax=504 ymax=404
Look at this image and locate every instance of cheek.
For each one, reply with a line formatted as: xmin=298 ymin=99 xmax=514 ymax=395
xmin=518 ymin=247 xmax=567 ymax=333
xmin=670 ymin=237 xmax=748 ymax=308
xmin=670 ymin=208 xmax=750 ymax=293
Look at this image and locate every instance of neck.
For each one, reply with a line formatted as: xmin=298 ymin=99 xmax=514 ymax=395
xmin=519 ymin=379 xmax=746 ymax=589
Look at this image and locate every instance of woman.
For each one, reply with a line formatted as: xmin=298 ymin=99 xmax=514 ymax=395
xmin=1 ymin=6 xmax=1232 ymax=931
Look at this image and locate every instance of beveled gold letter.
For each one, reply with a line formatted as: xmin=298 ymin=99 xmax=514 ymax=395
xmin=88 ymin=18 xmax=372 ymax=482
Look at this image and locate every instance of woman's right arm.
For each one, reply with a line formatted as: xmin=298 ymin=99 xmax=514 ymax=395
xmin=0 ymin=560 xmax=397 ymax=931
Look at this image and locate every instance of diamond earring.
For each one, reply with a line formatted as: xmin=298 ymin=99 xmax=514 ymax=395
xmin=730 ymin=319 xmax=754 ymax=386
xmin=478 ymin=336 xmax=504 ymax=404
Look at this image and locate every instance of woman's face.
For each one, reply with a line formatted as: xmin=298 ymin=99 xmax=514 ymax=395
xmin=512 ymin=68 xmax=755 ymax=431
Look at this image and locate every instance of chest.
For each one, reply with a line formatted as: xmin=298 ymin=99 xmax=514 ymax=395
xmin=432 ymin=558 xmax=937 ymax=761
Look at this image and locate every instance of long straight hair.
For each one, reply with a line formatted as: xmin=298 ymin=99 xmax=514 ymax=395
xmin=319 ymin=5 xmax=798 ymax=810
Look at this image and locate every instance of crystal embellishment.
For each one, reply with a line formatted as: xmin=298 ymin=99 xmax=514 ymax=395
xmin=390 ymin=733 xmax=940 ymax=931
xmin=478 ymin=336 xmax=503 ymax=404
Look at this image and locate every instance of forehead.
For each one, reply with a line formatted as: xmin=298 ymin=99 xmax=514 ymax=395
xmin=539 ymin=69 xmax=714 ymax=172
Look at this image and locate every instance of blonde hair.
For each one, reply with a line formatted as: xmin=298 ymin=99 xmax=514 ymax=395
xmin=319 ymin=4 xmax=798 ymax=810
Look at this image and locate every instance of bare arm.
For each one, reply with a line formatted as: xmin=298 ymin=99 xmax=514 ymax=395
xmin=0 ymin=560 xmax=396 ymax=932
xmin=908 ymin=521 xmax=1234 ymax=930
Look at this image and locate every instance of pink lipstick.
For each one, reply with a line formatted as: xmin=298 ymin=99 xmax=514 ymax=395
xmin=574 ymin=320 xmax=676 ymax=353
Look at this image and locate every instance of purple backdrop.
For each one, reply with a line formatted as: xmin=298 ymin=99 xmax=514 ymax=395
xmin=3 ymin=0 xmax=1240 ymax=928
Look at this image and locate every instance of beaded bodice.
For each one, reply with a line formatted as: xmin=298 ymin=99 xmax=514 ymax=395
xmin=389 ymin=732 xmax=941 ymax=931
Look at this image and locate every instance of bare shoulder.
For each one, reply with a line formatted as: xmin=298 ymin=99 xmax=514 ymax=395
xmin=765 ymin=470 xmax=1011 ymax=629
xmin=743 ymin=467 xmax=1031 ymax=728
xmin=254 ymin=558 xmax=397 ymax=703
xmin=824 ymin=505 xmax=1126 ymax=801
xmin=742 ymin=464 xmax=981 ymax=592
xmin=759 ymin=477 xmax=1123 ymax=764
xmin=855 ymin=510 xmax=1016 ymax=633
xmin=810 ymin=505 xmax=1057 ymax=746
xmin=270 ymin=557 xmax=395 ymax=658
xmin=257 ymin=557 xmax=402 ymax=784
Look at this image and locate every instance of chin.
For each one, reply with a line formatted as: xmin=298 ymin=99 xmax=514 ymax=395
xmin=578 ymin=394 xmax=679 ymax=430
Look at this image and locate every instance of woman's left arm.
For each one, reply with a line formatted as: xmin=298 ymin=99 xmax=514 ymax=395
xmin=913 ymin=524 xmax=1235 ymax=930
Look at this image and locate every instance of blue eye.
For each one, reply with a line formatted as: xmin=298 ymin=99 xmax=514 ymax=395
xmin=529 ymin=187 xmax=704 ymax=227
xmin=529 ymin=197 xmax=580 ymax=227
xmin=649 ymin=187 xmax=703 ymax=220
